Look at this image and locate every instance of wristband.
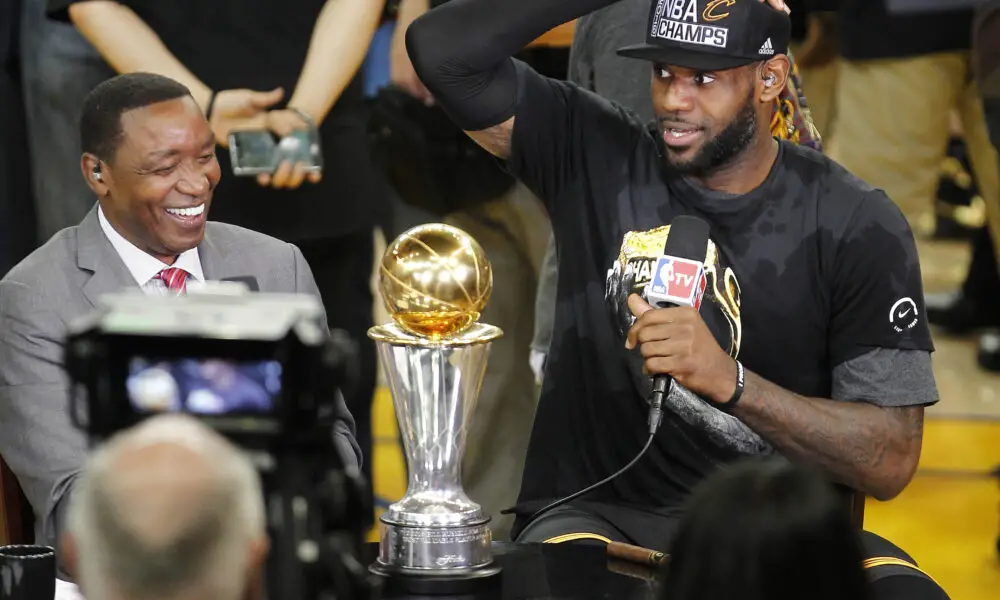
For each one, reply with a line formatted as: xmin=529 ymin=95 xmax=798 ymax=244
xmin=288 ymin=107 xmax=317 ymax=130
xmin=205 ymin=91 xmax=217 ymax=121
xmin=719 ymin=360 xmax=745 ymax=412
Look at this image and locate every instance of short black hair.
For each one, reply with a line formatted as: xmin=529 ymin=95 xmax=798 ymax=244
xmin=660 ymin=457 xmax=870 ymax=600
xmin=80 ymin=72 xmax=193 ymax=162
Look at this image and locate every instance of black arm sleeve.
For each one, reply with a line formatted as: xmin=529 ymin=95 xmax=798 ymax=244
xmin=405 ymin=0 xmax=620 ymax=131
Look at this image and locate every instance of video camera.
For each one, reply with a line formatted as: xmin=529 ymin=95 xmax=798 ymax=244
xmin=64 ymin=285 xmax=377 ymax=600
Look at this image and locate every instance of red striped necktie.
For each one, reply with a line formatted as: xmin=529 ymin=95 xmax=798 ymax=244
xmin=155 ymin=267 xmax=189 ymax=294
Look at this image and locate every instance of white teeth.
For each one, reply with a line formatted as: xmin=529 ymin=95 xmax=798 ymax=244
xmin=166 ymin=204 xmax=205 ymax=217
xmin=669 ymin=129 xmax=695 ymax=137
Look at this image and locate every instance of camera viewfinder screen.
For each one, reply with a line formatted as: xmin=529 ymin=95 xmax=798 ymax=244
xmin=127 ymin=358 xmax=281 ymax=415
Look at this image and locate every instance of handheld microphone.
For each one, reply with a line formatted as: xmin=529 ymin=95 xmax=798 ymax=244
xmin=522 ymin=215 xmax=712 ymax=526
xmin=642 ymin=215 xmax=710 ymax=434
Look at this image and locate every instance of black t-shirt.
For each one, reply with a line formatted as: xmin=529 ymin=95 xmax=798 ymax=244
xmin=837 ymin=1 xmax=973 ymax=60
xmin=49 ymin=0 xmax=384 ymax=242
xmin=506 ymin=62 xmax=935 ymax=518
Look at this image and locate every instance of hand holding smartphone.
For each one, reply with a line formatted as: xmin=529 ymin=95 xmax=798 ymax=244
xmin=228 ymin=128 xmax=323 ymax=176
xmin=227 ymin=105 xmax=324 ymax=189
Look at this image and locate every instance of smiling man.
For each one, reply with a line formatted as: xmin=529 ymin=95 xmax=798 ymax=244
xmin=0 ymin=72 xmax=360 ymax=554
xmin=407 ymin=0 xmax=938 ymax=550
xmin=84 ymin=76 xmax=220 ymax=277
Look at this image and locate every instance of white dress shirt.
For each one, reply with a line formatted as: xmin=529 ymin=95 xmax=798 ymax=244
xmin=98 ymin=207 xmax=204 ymax=292
xmin=56 ymin=579 xmax=83 ymax=600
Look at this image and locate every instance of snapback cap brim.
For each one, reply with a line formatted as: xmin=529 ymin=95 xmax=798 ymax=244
xmin=616 ymin=44 xmax=758 ymax=72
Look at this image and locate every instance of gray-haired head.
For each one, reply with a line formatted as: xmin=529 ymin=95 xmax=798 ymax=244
xmin=64 ymin=414 xmax=268 ymax=600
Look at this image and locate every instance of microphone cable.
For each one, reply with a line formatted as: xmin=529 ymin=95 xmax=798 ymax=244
xmin=525 ymin=385 xmax=667 ymax=524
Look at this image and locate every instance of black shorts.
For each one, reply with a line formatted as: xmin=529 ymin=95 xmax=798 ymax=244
xmin=513 ymin=502 xmax=949 ymax=600
xmin=514 ymin=502 xmax=680 ymax=548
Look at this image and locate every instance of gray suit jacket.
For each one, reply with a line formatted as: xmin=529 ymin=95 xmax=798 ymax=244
xmin=0 ymin=206 xmax=362 ymax=547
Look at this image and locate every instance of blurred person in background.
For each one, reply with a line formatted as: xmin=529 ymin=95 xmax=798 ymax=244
xmin=385 ymin=0 xmax=550 ymax=539
xmin=61 ymin=414 xmax=269 ymax=600
xmin=661 ymin=457 xmax=949 ymax=600
xmin=1 ymin=0 xmax=38 ymax=277
xmin=786 ymin=2 xmax=985 ymax=240
xmin=827 ymin=0 xmax=1000 ymax=245
xmin=50 ymin=0 xmax=388 ymax=497
xmin=926 ymin=222 xmax=1000 ymax=372
xmin=786 ymin=1 xmax=837 ymax=140
xmin=945 ymin=1 xmax=1000 ymax=374
xmin=20 ymin=0 xmax=113 ymax=242
xmin=920 ymin=1 xmax=1000 ymax=375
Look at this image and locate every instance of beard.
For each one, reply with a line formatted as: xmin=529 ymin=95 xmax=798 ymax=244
xmin=661 ymin=91 xmax=758 ymax=177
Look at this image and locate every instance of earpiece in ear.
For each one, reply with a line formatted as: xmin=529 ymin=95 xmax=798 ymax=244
xmin=765 ymin=74 xmax=777 ymax=87
xmin=92 ymin=166 xmax=102 ymax=181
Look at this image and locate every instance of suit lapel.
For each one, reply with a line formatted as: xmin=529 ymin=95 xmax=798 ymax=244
xmin=77 ymin=206 xmax=140 ymax=308
xmin=199 ymin=224 xmax=240 ymax=281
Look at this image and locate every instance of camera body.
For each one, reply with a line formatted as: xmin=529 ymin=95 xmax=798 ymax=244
xmin=65 ymin=290 xmax=342 ymax=447
xmin=64 ymin=288 xmax=373 ymax=600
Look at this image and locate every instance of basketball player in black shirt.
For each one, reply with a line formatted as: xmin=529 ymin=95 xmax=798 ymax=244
xmin=408 ymin=0 xmax=937 ymax=554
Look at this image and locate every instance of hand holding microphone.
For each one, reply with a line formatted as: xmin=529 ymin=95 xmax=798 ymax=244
xmin=624 ymin=215 xmax=741 ymax=421
xmin=625 ymin=297 xmax=739 ymax=407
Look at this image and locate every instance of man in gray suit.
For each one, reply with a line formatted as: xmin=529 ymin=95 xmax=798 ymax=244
xmin=0 ymin=72 xmax=361 ymax=550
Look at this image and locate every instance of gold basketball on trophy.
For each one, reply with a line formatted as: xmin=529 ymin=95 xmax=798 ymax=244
xmin=378 ymin=224 xmax=492 ymax=339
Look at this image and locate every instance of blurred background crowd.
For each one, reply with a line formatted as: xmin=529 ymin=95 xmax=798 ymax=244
xmin=0 ymin=0 xmax=998 ymax=597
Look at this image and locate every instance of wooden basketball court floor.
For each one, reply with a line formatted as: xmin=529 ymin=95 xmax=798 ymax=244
xmin=368 ymin=233 xmax=1000 ymax=599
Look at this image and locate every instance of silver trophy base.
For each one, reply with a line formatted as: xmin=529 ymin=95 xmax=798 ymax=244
xmin=371 ymin=517 xmax=502 ymax=594
xmin=376 ymin=515 xmax=495 ymax=570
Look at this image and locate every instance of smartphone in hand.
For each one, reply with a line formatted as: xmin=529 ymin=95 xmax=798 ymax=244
xmin=228 ymin=129 xmax=323 ymax=176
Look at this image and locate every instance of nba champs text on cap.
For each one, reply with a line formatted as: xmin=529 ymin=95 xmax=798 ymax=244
xmin=653 ymin=0 xmax=732 ymax=49
xmin=617 ymin=0 xmax=792 ymax=72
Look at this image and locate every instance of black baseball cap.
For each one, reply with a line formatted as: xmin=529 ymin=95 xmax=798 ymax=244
xmin=617 ymin=0 xmax=791 ymax=71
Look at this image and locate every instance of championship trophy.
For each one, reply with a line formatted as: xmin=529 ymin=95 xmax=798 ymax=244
xmin=368 ymin=223 xmax=503 ymax=591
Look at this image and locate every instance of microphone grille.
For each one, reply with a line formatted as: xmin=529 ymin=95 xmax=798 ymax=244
xmin=663 ymin=215 xmax=711 ymax=261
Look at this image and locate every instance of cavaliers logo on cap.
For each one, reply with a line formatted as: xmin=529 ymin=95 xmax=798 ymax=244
xmin=702 ymin=0 xmax=735 ymax=22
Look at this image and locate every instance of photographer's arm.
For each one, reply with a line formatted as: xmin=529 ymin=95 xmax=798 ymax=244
xmin=285 ymin=0 xmax=387 ymax=124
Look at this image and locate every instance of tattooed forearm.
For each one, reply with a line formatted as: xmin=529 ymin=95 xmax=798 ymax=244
xmin=732 ymin=371 xmax=924 ymax=500
xmin=467 ymin=117 xmax=515 ymax=159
